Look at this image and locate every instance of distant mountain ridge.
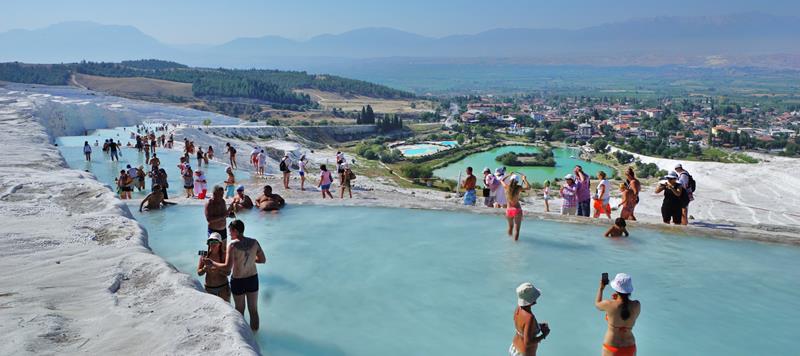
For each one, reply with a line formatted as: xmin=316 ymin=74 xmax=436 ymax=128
xmin=2 ymin=13 xmax=800 ymax=69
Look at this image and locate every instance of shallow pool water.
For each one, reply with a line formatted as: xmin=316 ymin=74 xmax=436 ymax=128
xmin=132 ymin=205 xmax=800 ymax=356
xmin=398 ymin=144 xmax=449 ymax=157
xmin=57 ymin=126 xmax=231 ymax=198
xmin=58 ymin=130 xmax=800 ymax=355
xmin=433 ymin=145 xmax=613 ymax=183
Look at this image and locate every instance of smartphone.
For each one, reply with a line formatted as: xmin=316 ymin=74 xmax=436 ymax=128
xmin=601 ymin=272 xmax=609 ymax=285
xmin=198 ymin=250 xmax=208 ymax=257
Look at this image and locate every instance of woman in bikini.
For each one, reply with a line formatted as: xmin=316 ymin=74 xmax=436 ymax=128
xmin=595 ymin=273 xmax=640 ymax=356
xmin=197 ymin=233 xmax=230 ymax=302
xmin=510 ymin=282 xmax=549 ymax=356
xmin=499 ymin=173 xmax=531 ymax=241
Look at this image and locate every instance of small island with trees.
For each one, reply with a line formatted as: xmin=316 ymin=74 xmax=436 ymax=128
xmin=495 ymin=148 xmax=556 ymax=167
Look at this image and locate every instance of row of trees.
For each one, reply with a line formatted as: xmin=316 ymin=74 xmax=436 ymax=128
xmin=355 ymin=105 xmax=376 ymax=124
xmin=192 ymin=77 xmax=312 ymax=105
xmin=376 ymin=114 xmax=404 ymax=133
xmin=0 ymin=62 xmax=70 ymax=85
xmin=1 ymin=60 xmax=414 ymax=107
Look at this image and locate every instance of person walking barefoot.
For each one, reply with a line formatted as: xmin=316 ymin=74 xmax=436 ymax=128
xmin=83 ymin=141 xmax=92 ymax=161
xmin=298 ymin=155 xmax=308 ymax=191
xmin=542 ymin=180 xmax=551 ymax=213
xmin=318 ymin=164 xmax=334 ymax=199
xmin=499 ymin=173 xmax=531 ymax=241
xmin=280 ymin=154 xmax=291 ymax=189
xmin=225 ymin=143 xmax=237 ymax=169
xmin=594 ymin=171 xmax=612 ymax=219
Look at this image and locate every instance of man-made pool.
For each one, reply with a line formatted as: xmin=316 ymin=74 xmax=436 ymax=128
xmin=433 ymin=145 xmax=612 ymax=183
xmin=397 ymin=141 xmax=458 ymax=157
xmin=133 ymin=205 xmax=800 ymax=356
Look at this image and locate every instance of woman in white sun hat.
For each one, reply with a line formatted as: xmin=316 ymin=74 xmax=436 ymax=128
xmin=510 ymin=282 xmax=550 ymax=356
xmin=595 ymin=273 xmax=640 ymax=356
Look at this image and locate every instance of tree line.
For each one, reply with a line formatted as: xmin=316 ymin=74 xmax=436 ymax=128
xmin=0 ymin=60 xmax=414 ymax=107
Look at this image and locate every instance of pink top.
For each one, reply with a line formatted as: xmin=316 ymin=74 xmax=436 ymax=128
xmin=320 ymin=171 xmax=333 ymax=185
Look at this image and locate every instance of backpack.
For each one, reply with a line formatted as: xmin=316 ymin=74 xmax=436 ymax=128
xmin=348 ymin=170 xmax=356 ymax=180
xmin=279 ymin=160 xmax=288 ymax=172
xmin=681 ymin=172 xmax=696 ymax=193
xmin=230 ymin=147 xmax=236 ymax=155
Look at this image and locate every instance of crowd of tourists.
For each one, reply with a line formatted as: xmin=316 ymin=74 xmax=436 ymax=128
xmin=459 ymin=161 xmax=696 ymax=242
xmin=86 ymin=124 xmax=686 ymax=354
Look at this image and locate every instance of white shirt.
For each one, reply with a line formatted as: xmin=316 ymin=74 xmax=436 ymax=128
xmin=257 ymin=153 xmax=266 ymax=166
xmin=597 ymin=179 xmax=611 ymax=200
xmin=299 ymin=160 xmax=306 ymax=173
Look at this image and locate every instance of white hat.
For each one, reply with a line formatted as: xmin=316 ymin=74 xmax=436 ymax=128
xmin=674 ymin=163 xmax=683 ymax=169
xmin=483 ymin=167 xmax=491 ymax=173
xmin=665 ymin=171 xmax=679 ymax=180
xmin=207 ymin=232 xmax=223 ymax=244
xmin=610 ymin=273 xmax=633 ymax=294
xmin=564 ymin=174 xmax=575 ymax=180
xmin=495 ymin=168 xmax=503 ymax=175
xmin=516 ymin=282 xmax=541 ymax=306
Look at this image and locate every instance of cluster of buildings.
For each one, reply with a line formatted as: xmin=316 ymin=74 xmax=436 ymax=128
xmin=456 ymin=97 xmax=800 ymax=148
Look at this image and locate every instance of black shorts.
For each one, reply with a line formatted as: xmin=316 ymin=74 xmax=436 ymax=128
xmin=121 ymin=187 xmax=133 ymax=192
xmin=230 ymin=274 xmax=259 ymax=295
xmin=661 ymin=206 xmax=681 ymax=224
xmin=208 ymin=227 xmax=227 ymax=241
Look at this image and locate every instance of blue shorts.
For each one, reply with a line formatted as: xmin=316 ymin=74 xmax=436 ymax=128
xmin=225 ymin=185 xmax=235 ymax=198
xmin=299 ymin=171 xmax=305 ymax=177
xmin=321 ymin=183 xmax=331 ymax=190
xmin=463 ymin=189 xmax=477 ymax=206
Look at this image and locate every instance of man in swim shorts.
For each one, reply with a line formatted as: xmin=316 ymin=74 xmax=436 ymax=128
xmin=205 ymin=185 xmax=229 ymax=245
xmin=462 ymin=166 xmax=477 ymax=206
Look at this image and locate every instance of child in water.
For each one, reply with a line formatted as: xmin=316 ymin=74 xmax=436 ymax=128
xmin=604 ymin=218 xmax=629 ymax=238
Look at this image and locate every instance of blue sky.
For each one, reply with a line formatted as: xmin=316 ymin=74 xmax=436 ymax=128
xmin=1 ymin=0 xmax=798 ymax=44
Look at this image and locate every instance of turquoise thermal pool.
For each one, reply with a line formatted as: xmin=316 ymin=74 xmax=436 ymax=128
xmin=433 ymin=145 xmax=613 ymax=183
xmin=58 ymin=129 xmax=800 ymax=355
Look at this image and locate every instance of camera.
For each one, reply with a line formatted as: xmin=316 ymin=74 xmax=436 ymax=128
xmin=198 ymin=250 xmax=208 ymax=257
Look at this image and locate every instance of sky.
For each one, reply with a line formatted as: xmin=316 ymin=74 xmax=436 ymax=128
xmin=1 ymin=0 xmax=799 ymax=44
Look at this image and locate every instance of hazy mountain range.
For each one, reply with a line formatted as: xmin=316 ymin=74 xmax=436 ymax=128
xmin=0 ymin=13 xmax=800 ymax=70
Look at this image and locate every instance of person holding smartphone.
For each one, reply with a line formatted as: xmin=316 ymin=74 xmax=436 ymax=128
xmin=595 ymin=273 xmax=640 ymax=356
xmin=196 ymin=233 xmax=230 ymax=302
xmin=510 ymin=282 xmax=550 ymax=356
xmin=655 ymin=172 xmax=684 ymax=225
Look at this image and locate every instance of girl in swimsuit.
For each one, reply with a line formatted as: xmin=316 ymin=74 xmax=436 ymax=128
xmin=595 ymin=273 xmax=640 ymax=356
xmin=197 ymin=233 xmax=231 ymax=302
xmin=499 ymin=173 xmax=531 ymax=241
